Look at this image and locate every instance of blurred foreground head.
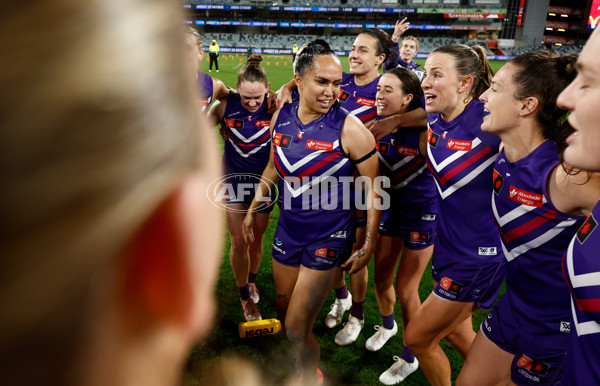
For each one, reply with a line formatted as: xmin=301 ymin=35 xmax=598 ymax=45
xmin=0 ymin=1 xmax=223 ymax=385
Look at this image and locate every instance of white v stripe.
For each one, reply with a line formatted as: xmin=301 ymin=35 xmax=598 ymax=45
xmin=566 ymin=237 xmax=600 ymax=288
xmin=492 ymin=194 xmax=542 ymax=227
xmin=229 ymin=139 xmax=270 ymax=158
xmin=433 ymin=155 xmax=495 ymax=199
xmin=571 ymin=297 xmax=600 ymax=336
xmin=283 ymin=159 xmax=350 ymax=198
xmin=428 ymin=137 xmax=483 ymax=172
xmin=276 ymin=140 xmax=340 ymax=172
xmin=378 ymin=153 xmax=413 ymax=171
xmin=348 ymin=104 xmax=372 ymax=116
xmin=229 ymin=126 xmax=270 ymax=143
xmin=502 ymin=219 xmax=578 ymax=262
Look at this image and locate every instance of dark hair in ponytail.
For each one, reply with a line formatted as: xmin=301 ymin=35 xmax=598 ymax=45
xmin=359 ymin=28 xmax=396 ymax=69
xmin=237 ymin=54 xmax=268 ymax=86
xmin=433 ymin=44 xmax=494 ymax=99
xmin=510 ymin=50 xmax=578 ymax=154
xmin=296 ymin=42 xmax=336 ymax=77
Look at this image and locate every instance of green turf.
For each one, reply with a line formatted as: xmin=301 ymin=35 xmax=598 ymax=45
xmin=185 ymin=55 xmax=507 ymax=385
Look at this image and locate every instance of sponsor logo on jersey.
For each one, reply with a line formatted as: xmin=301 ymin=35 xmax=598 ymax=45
xmin=427 ymin=128 xmax=440 ymax=148
xmin=275 ymin=237 xmax=283 ymax=246
xmin=356 ymin=97 xmax=376 ymax=107
xmin=442 ymin=131 xmax=447 ymax=139
xmin=560 ymin=321 xmax=571 ymax=333
xmin=273 ymin=133 xmax=293 ymax=149
xmin=305 ymin=139 xmax=334 ymax=151
xmin=440 ymin=277 xmax=463 ymax=294
xmin=315 ymin=248 xmax=339 ymax=259
xmin=410 ymin=232 xmax=430 ymax=242
xmin=478 ymin=247 xmax=497 ymax=256
xmin=254 ymin=119 xmax=271 ymax=127
xmin=378 ymin=142 xmax=390 ymax=154
xmin=446 ymin=138 xmax=472 ymax=151
xmin=421 ymin=213 xmax=436 ymax=221
xmin=273 ymin=244 xmax=287 ymax=255
xmin=517 ymin=354 xmax=549 ymax=376
xmin=397 ymin=146 xmax=419 ymax=156
xmin=338 ymin=90 xmax=350 ymax=102
xmin=508 ymin=185 xmax=543 ymax=207
xmin=493 ymin=169 xmax=504 ymax=195
xmin=576 ymin=213 xmax=597 ymax=244
xmin=330 ymin=231 xmax=347 ymax=239
xmin=225 ymin=118 xmax=244 ymax=129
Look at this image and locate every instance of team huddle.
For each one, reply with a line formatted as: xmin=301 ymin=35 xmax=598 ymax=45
xmin=189 ymin=19 xmax=600 ymax=386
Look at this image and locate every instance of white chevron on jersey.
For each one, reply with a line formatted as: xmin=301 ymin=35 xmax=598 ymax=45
xmin=282 ymin=159 xmax=350 ymax=198
xmin=431 ymin=155 xmax=495 ymax=199
xmin=275 ymin=139 xmax=341 ymax=173
xmin=378 ymin=153 xmax=413 ymax=172
xmin=427 ymin=137 xmax=483 ymax=171
xmin=571 ymin=297 xmax=600 ymax=336
xmin=229 ymin=125 xmax=270 ymax=143
xmin=492 ymin=193 xmax=541 ymax=227
xmin=228 ymin=139 xmax=270 ymax=158
xmin=500 ymin=218 xmax=578 ymax=262
xmin=565 ymin=237 xmax=600 ymax=289
xmin=391 ymin=164 xmax=428 ymax=189
xmin=348 ymin=104 xmax=372 ymax=116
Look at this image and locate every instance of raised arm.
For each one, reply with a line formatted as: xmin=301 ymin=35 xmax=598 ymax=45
xmin=339 ymin=114 xmax=382 ymax=274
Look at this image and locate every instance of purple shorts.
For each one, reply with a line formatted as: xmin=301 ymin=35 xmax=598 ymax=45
xmin=221 ymin=173 xmax=275 ymax=213
xmin=431 ymin=258 xmax=505 ymax=310
xmin=271 ymin=236 xmax=353 ymax=271
xmin=481 ymin=296 xmax=567 ymax=385
xmin=378 ymin=210 xmax=437 ymax=250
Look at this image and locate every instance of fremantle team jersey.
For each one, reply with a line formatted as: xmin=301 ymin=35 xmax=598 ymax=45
xmin=272 ymin=102 xmax=355 ymax=247
xmin=562 ymin=200 xmax=600 ymax=385
xmin=196 ymin=71 xmax=213 ymax=111
xmin=426 ymin=100 xmax=503 ymax=267
xmin=339 ymin=72 xmax=379 ymax=123
xmin=492 ymin=140 xmax=584 ymax=348
xmin=221 ymin=93 xmax=272 ymax=175
xmin=378 ymin=128 xmax=437 ymax=221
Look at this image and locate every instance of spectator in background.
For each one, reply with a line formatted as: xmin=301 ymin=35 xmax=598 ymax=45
xmin=184 ymin=27 xmax=231 ymax=111
xmin=384 ymin=18 xmax=424 ymax=81
xmin=247 ymin=44 xmax=254 ymax=57
xmin=209 ymin=39 xmax=220 ymax=72
xmin=0 ymin=1 xmax=224 ymax=386
xmin=292 ymin=43 xmax=299 ymax=62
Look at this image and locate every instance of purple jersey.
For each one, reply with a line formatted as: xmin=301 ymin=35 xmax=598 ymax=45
xmin=562 ymin=201 xmax=600 ymax=385
xmin=339 ymin=72 xmax=379 ymax=123
xmin=492 ymin=140 xmax=584 ymax=348
xmin=221 ymin=93 xmax=272 ymax=175
xmin=426 ymin=100 xmax=503 ymax=267
xmin=272 ymin=102 xmax=355 ymax=248
xmin=196 ymin=71 xmax=213 ymax=111
xmin=378 ymin=128 xmax=437 ymax=222
xmin=383 ymin=43 xmax=424 ymax=80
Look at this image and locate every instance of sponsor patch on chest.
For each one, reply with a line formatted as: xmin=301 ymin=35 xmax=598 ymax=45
xmin=305 ymin=139 xmax=334 ymax=151
xmin=446 ymin=138 xmax=472 ymax=151
xmin=508 ymin=185 xmax=543 ymax=207
xmin=273 ymin=133 xmax=293 ymax=148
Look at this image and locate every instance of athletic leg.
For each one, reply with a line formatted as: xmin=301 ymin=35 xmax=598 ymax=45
xmin=455 ymin=330 xmax=513 ymax=386
xmin=404 ymin=294 xmax=477 ymax=386
xmin=272 ymin=259 xmax=300 ymax=329
xmin=285 ymin=266 xmax=336 ymax=383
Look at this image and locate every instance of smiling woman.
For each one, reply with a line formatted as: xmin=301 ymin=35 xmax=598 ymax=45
xmin=241 ymin=43 xmax=381 ymax=384
xmin=208 ymin=54 xmax=273 ymax=323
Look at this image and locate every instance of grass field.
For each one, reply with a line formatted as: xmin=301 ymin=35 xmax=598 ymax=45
xmin=184 ymin=55 xmax=508 ymax=385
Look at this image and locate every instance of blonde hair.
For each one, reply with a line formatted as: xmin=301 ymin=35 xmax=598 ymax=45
xmin=0 ymin=0 xmax=201 ymax=383
xmin=186 ymin=25 xmax=203 ymax=48
xmin=401 ymin=36 xmax=419 ymax=52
